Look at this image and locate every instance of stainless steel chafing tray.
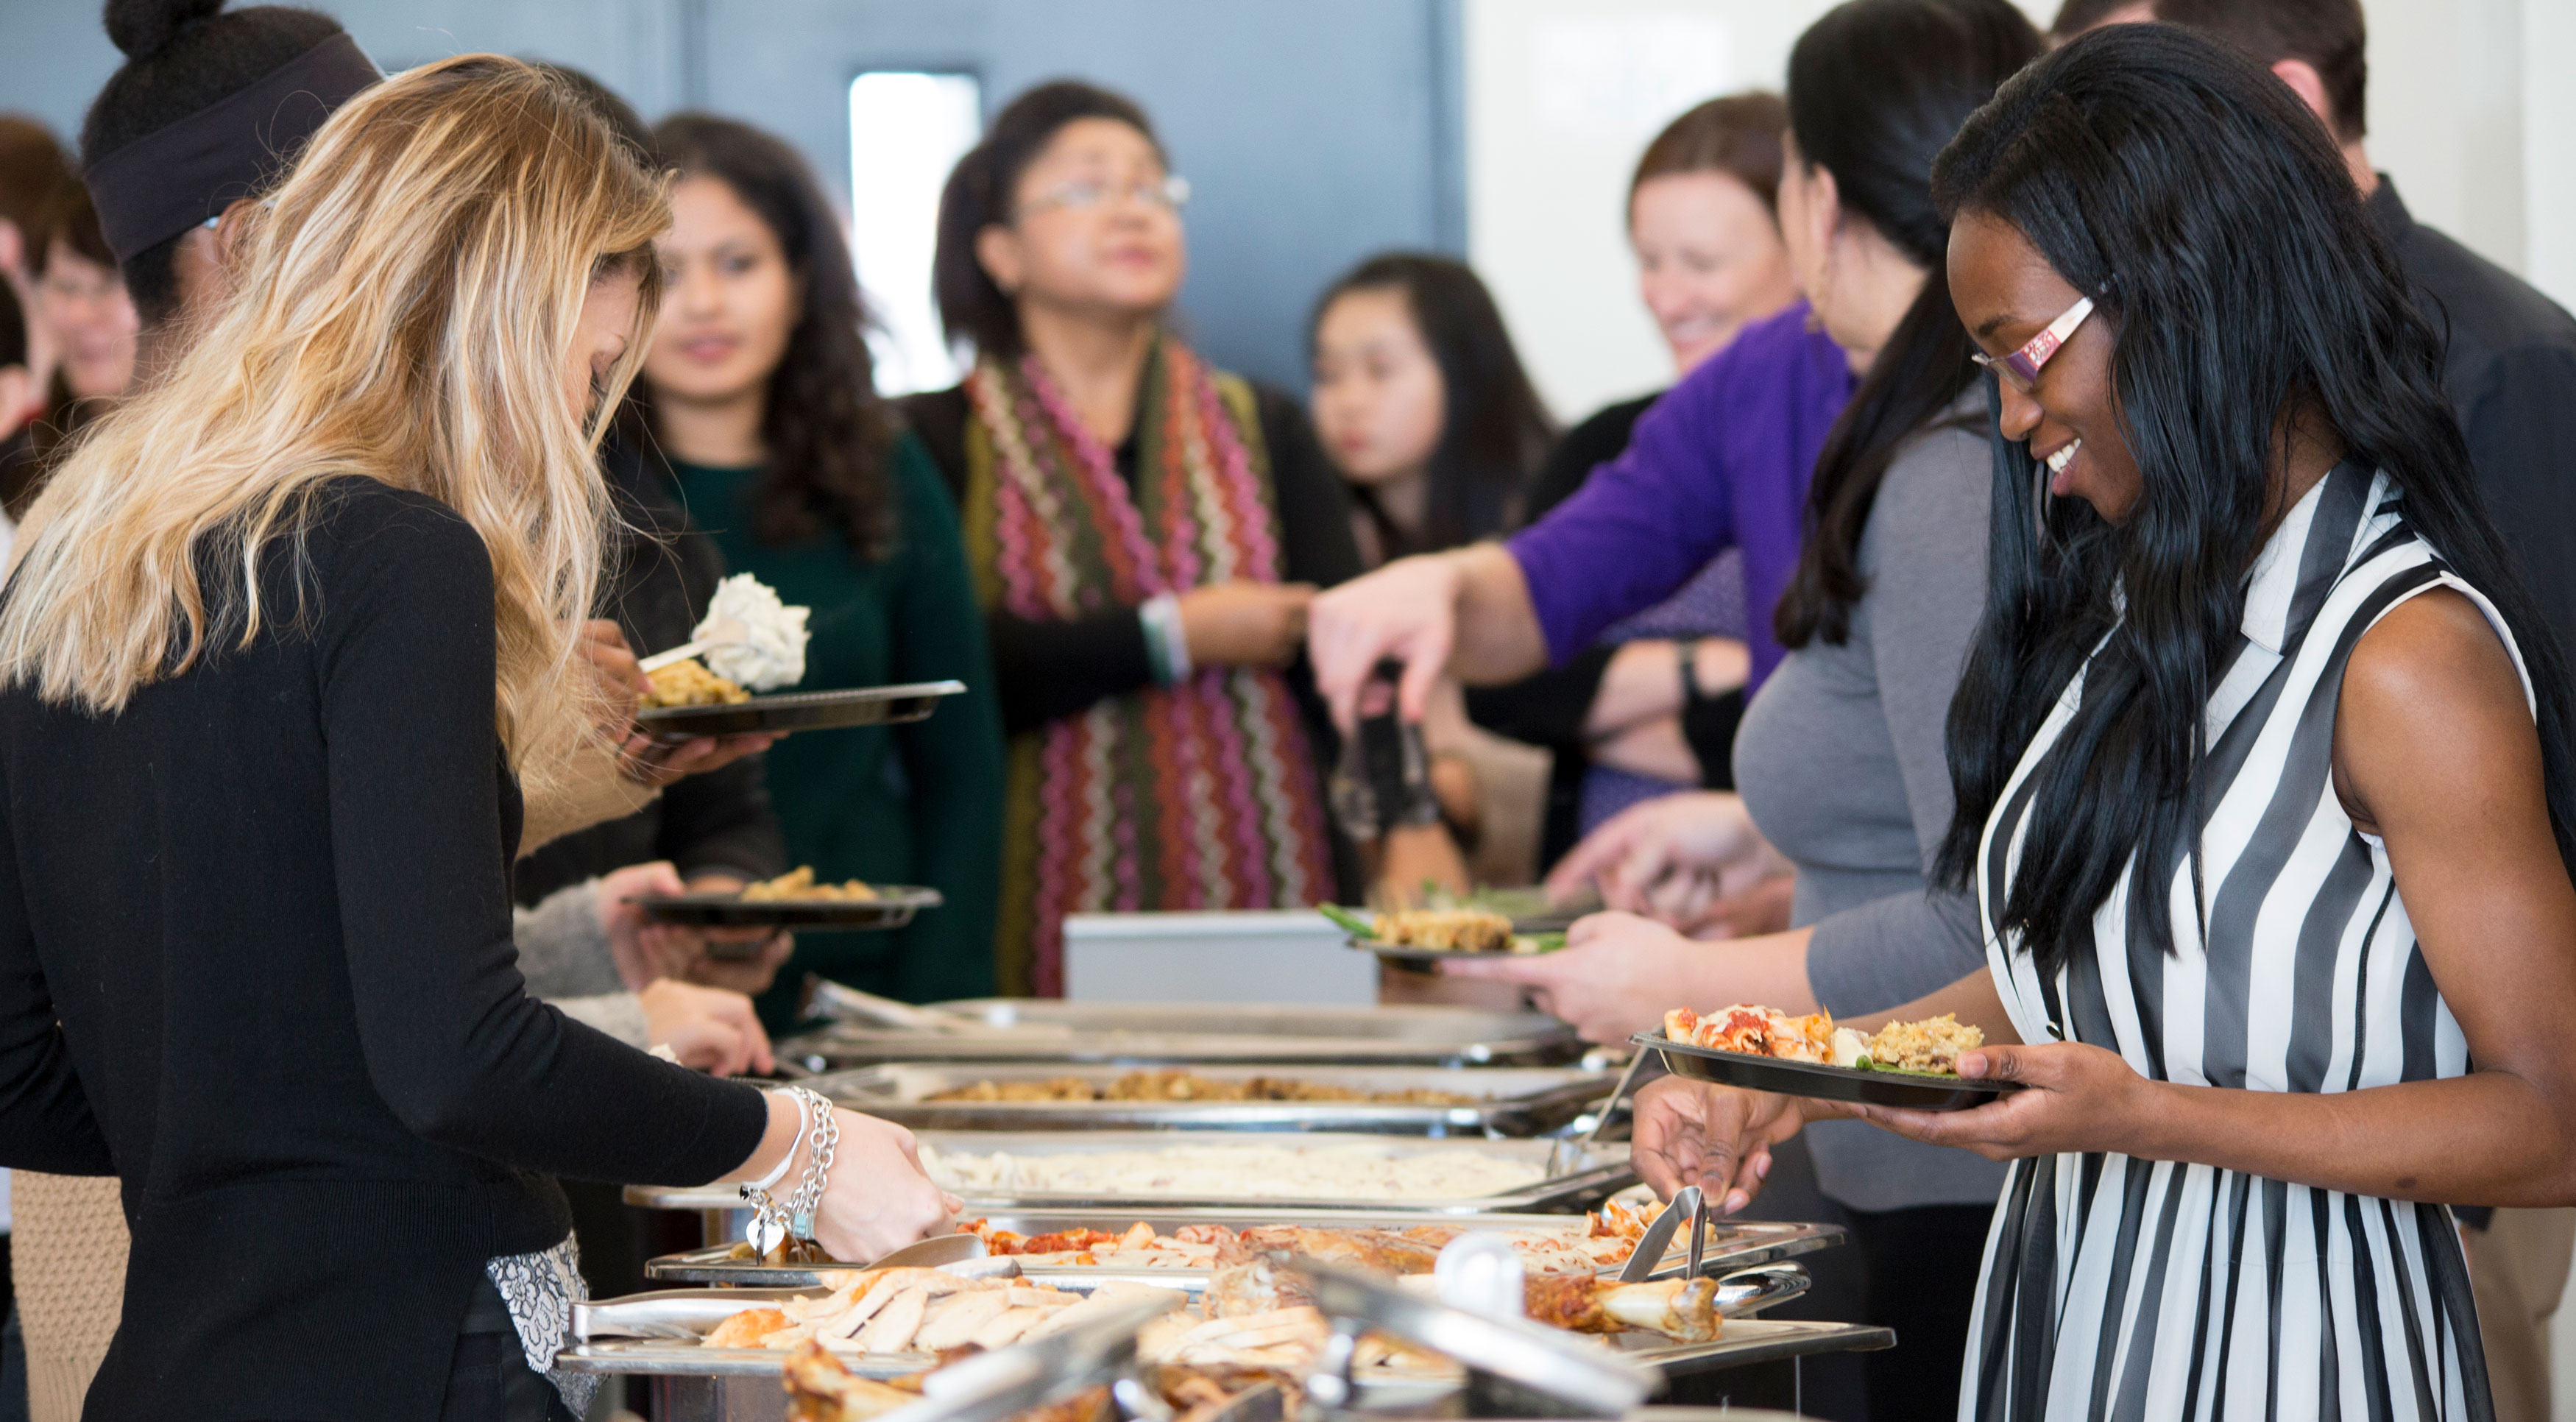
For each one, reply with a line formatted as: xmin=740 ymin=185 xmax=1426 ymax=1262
xmin=642 ymin=1209 xmax=1844 ymax=1290
xmin=558 ymin=1266 xmax=1827 ymax=1390
xmin=631 ymin=1132 xmax=1635 ymax=1220
xmin=560 ymin=1281 xmax=1181 ymax=1422
xmin=927 ymin=1130 xmax=1631 ymax=1213
xmin=776 ymin=1001 xmax=1588 ymax=1071
xmin=801 ymin=1062 xmax=1618 ymax=1136
xmin=1283 ymin=1255 xmax=1878 ymax=1418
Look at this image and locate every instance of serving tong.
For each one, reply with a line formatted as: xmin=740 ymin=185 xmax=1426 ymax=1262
xmin=803 ymin=976 xmax=982 ymax=1033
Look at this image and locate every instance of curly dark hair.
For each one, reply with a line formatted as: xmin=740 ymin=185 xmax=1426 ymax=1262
xmin=643 ymin=113 xmax=894 ymax=556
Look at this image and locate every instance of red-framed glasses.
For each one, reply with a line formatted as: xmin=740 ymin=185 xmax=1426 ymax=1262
xmin=1972 ymin=295 xmax=2095 ymax=393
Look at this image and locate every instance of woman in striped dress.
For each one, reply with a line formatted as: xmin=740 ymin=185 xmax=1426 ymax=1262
xmin=1631 ymin=26 xmax=2576 ymax=1420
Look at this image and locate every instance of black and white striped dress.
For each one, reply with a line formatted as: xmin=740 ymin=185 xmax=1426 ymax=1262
xmin=1966 ymin=463 xmax=2499 ymax=1421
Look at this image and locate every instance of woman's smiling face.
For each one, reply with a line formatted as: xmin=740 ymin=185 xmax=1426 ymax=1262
xmin=1948 ymin=209 xmax=2143 ymax=523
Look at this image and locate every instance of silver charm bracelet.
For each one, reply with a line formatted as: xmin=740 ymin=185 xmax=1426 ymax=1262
xmin=742 ymin=1086 xmax=838 ymax=1255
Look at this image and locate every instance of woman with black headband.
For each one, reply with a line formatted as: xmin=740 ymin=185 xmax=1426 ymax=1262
xmin=0 ymin=57 xmax=955 ymax=1417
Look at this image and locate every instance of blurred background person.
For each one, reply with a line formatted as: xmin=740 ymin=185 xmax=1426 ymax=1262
xmin=1309 ymin=252 xmax=1549 ymax=567
xmin=1309 ymin=250 xmax=1554 ymax=891
xmin=631 ymin=111 xmax=1005 ymax=1018
xmin=12 ymin=185 xmax=134 ymax=524
xmin=2046 ymin=4 xmax=2576 ymax=1418
xmin=905 ymin=80 xmax=1360 ymax=997
xmin=1467 ymin=94 xmax=1797 ymax=884
xmin=0 ymin=120 xmax=71 ymax=425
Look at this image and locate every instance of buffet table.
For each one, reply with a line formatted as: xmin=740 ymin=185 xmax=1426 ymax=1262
xmin=597 ymin=980 xmax=1887 ymax=1422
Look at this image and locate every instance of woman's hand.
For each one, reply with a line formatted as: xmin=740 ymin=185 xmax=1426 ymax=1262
xmin=1440 ymin=911 xmax=1706 ymax=1043
xmin=619 ymin=729 xmax=785 ymax=788
xmin=596 ymin=861 xmax=689 ymax=991
xmin=1545 ymin=792 xmax=1792 ymax=929
xmin=578 ymin=619 xmax=649 ymax=736
xmin=638 ymin=978 xmax=773 ymax=1077
xmin=810 ymin=1109 xmax=963 ymax=1264
xmin=1178 ymin=581 xmax=1315 ymax=668
xmin=1630 ymin=1075 xmax=1814 ymax=1215
xmin=1847 ymin=1041 xmax=2159 ymax=1161
xmin=1308 ymin=553 xmax=1465 ymax=729
xmin=636 ymin=873 xmax=798 ymax=997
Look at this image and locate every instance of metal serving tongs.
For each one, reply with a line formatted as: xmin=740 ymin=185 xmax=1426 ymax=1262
xmin=802 ymin=975 xmax=977 ymax=1033
xmin=1614 ymin=1184 xmax=1701 ymax=1284
xmin=1540 ymin=1044 xmax=1655 ymax=1178
xmin=913 ymin=1292 xmax=1189 ymax=1422
xmin=1288 ymin=1252 xmax=1655 ymax=1419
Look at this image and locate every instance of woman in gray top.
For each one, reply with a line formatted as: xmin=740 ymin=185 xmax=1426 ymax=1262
xmin=1448 ymin=0 xmax=2042 ymax=1409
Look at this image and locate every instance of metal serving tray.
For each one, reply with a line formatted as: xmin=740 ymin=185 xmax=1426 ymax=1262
xmin=636 ymin=680 xmax=966 ymax=737
xmin=636 ymin=886 xmax=942 ymax=931
xmin=913 ymin=1130 xmax=1635 ymax=1213
xmin=802 ymin=1062 xmax=1616 ymax=1137
xmin=559 ymin=1269 xmax=1834 ymax=1382
xmin=776 ymin=1001 xmax=1586 ymax=1072
xmin=641 ymin=1209 xmax=1844 ymax=1289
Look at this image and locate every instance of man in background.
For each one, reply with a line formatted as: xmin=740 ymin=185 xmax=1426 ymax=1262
xmin=2056 ymin=3 xmax=2576 ymax=1418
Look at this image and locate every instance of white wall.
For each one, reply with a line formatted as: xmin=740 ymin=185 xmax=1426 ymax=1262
xmin=1468 ymin=0 xmax=2576 ymax=422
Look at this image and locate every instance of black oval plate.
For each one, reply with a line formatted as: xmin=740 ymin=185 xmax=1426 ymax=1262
xmin=1631 ymin=1033 xmax=2020 ymax=1111
xmin=634 ymin=886 xmax=942 ymax=930
xmin=1346 ymin=938 xmax=1560 ymax=967
xmin=636 ymin=680 xmax=966 ymax=737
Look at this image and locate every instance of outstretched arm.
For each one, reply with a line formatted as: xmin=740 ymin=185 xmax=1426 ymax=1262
xmin=1855 ymin=590 xmax=2576 ymax=1208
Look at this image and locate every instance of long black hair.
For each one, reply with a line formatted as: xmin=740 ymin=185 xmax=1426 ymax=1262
xmin=933 ymin=80 xmax=1165 ymax=361
xmin=1771 ymin=0 xmax=2043 ymax=648
xmin=1308 ymin=252 xmax=1554 ymax=556
xmin=1928 ymin=22 xmax=2576 ymax=971
xmin=640 ymin=113 xmax=895 ymax=556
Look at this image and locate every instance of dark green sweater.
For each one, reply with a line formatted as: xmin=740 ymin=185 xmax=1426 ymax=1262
xmin=665 ymin=434 xmax=1005 ymax=1020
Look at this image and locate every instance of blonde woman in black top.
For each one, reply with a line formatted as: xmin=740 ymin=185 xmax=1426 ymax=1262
xmin=0 ymin=57 xmax=949 ymax=1418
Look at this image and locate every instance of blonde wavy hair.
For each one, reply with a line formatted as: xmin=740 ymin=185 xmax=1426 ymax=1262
xmin=0 ymin=55 xmax=666 ymax=795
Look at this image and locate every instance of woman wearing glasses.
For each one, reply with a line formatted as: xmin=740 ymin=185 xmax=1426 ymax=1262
xmin=1635 ymin=23 xmax=2576 ymax=1417
xmin=902 ymin=81 xmax=1359 ymax=996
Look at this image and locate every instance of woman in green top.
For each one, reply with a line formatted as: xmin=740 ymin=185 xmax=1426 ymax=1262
xmin=629 ymin=113 xmax=1006 ymax=1018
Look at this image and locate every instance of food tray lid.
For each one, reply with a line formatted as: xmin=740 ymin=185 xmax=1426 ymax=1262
xmin=1287 ymin=1254 xmax=1655 ymax=1415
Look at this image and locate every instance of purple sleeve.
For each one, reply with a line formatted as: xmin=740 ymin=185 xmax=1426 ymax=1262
xmin=1507 ymin=372 xmax=1739 ymax=665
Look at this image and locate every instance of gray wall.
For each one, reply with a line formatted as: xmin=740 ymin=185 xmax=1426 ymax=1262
xmin=0 ymin=0 xmax=1464 ymax=392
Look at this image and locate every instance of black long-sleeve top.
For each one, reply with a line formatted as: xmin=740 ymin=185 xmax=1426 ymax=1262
xmin=514 ymin=437 xmax=788 ymax=902
xmin=0 ymin=480 xmax=768 ymax=1418
xmin=899 ymin=383 xmax=1362 ymax=735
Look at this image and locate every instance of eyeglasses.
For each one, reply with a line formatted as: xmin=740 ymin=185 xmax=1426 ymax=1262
xmin=1971 ymin=294 xmax=2094 ymax=393
xmin=1019 ymin=173 xmax=1192 ymax=218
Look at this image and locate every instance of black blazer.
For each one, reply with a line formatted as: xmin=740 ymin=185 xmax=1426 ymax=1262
xmin=0 ymin=480 xmax=766 ymax=1418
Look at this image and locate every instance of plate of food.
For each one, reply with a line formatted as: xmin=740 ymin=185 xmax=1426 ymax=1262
xmin=1319 ymin=905 xmax=1566 ymax=965
xmin=636 ymin=677 xmax=967 ymax=737
xmin=634 ymin=572 xmax=967 ymax=735
xmin=634 ymin=867 xmax=942 ymax=930
xmin=1632 ymin=1005 xmax=2020 ymax=1111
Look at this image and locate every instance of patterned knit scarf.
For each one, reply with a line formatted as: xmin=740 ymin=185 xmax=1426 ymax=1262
xmin=962 ymin=337 xmax=1336 ymax=996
